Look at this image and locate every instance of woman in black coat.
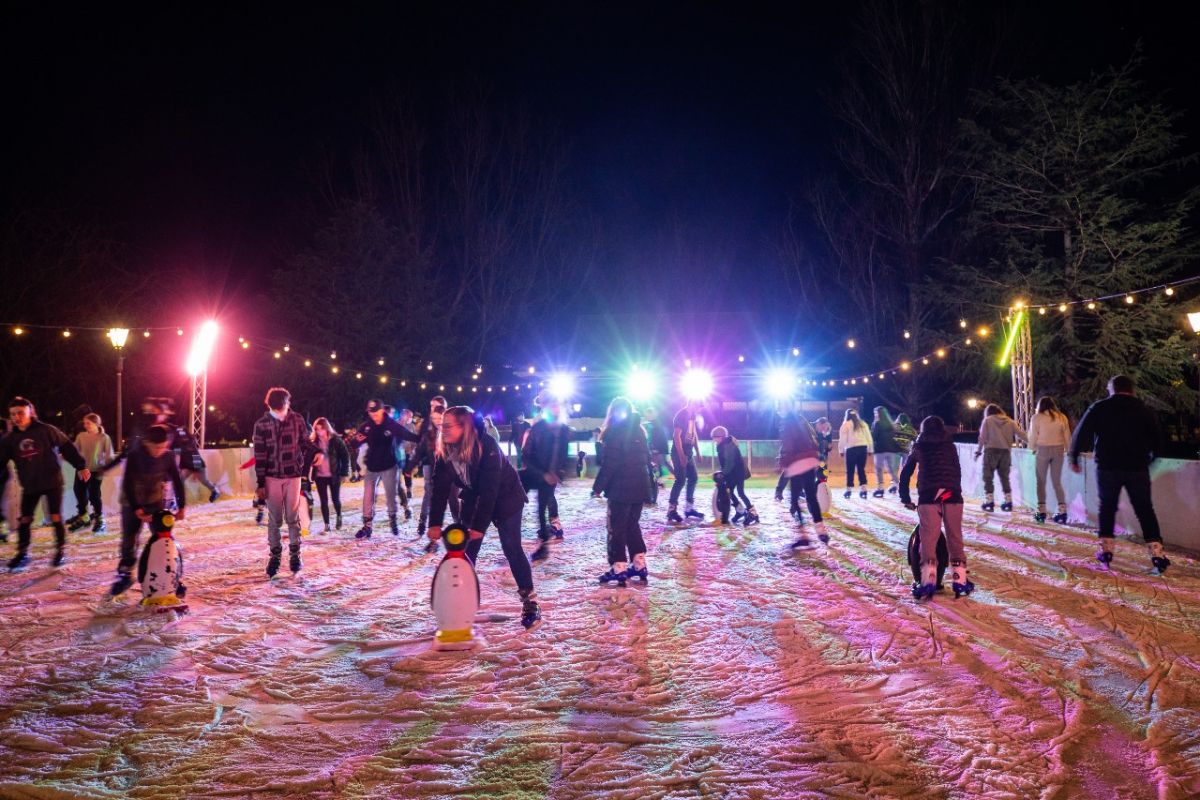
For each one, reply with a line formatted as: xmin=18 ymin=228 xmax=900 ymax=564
xmin=591 ymin=397 xmax=654 ymax=585
xmin=427 ymin=406 xmax=540 ymax=629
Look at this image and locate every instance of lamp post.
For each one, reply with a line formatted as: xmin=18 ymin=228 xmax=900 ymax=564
xmin=107 ymin=328 xmax=130 ymax=447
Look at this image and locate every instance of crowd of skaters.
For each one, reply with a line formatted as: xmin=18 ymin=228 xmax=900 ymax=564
xmin=0 ymin=372 xmax=1173 ymax=630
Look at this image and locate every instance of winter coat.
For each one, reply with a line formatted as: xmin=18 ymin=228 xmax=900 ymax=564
xmin=644 ymin=420 xmax=670 ymax=454
xmin=0 ymin=420 xmax=87 ymax=494
xmin=1069 ymin=393 xmax=1163 ymax=470
xmin=521 ymin=419 xmax=570 ymax=480
xmin=976 ymin=413 xmax=1027 ymax=452
xmin=838 ymin=419 xmax=874 ymax=453
xmin=871 ymin=421 xmax=902 ymax=454
xmin=1028 ymin=411 xmax=1071 ymax=450
xmin=121 ymin=443 xmax=186 ymax=512
xmin=356 ymin=415 xmax=419 ymax=473
xmin=716 ymin=438 xmax=750 ymax=483
xmin=430 ymin=431 xmax=527 ymax=532
xmin=252 ymin=411 xmax=317 ymax=486
xmin=314 ymin=433 xmax=351 ymax=478
xmin=592 ymin=415 xmax=654 ymax=504
xmin=778 ymin=415 xmax=820 ymax=470
xmin=898 ymin=427 xmax=962 ymax=506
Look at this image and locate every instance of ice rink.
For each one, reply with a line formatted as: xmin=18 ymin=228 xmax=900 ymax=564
xmin=1 ymin=480 xmax=1198 ymax=799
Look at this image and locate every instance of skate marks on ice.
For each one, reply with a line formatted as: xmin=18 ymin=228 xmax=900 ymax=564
xmin=0 ymin=482 xmax=1197 ymax=797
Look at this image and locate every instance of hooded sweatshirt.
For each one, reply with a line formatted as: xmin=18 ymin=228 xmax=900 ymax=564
xmin=898 ymin=427 xmax=963 ymax=506
xmin=0 ymin=420 xmax=87 ymax=494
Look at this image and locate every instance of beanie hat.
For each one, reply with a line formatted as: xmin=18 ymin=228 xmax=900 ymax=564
xmin=710 ymin=425 xmax=729 ymax=440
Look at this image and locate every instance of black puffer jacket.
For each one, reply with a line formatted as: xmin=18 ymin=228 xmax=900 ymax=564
xmin=716 ymin=438 xmax=749 ymax=483
xmin=521 ymin=419 xmax=569 ymax=481
xmin=898 ymin=427 xmax=962 ymax=505
xmin=592 ymin=415 xmax=654 ymax=504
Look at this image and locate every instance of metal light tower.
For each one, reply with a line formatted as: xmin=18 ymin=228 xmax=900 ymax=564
xmin=1000 ymin=308 xmax=1034 ymax=432
xmin=186 ymin=322 xmax=219 ymax=446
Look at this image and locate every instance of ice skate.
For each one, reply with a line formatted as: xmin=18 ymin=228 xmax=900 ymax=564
xmin=743 ymin=508 xmax=760 ymax=526
xmin=666 ymin=509 xmax=684 ymax=524
xmin=423 ymin=539 xmax=439 ymax=555
xmin=843 ymin=489 xmax=852 ymax=499
xmin=336 ymin=512 xmax=343 ymax=530
xmin=354 ymin=525 xmax=373 ymax=540
xmin=981 ymin=495 xmax=995 ymax=512
xmin=1052 ymin=510 xmax=1068 ymax=524
xmin=858 ymin=489 xmax=868 ymax=499
xmin=109 ymin=571 xmax=132 ymax=596
xmin=788 ymin=534 xmax=812 ymax=550
xmin=773 ymin=490 xmax=784 ymax=503
xmin=92 ymin=517 xmax=107 ymax=533
xmin=626 ymin=553 xmax=648 ymax=582
xmin=255 ymin=507 xmax=265 ymax=526
xmin=1149 ymin=541 xmax=1170 ymax=574
xmin=872 ymin=488 xmax=885 ymax=498
xmin=684 ymin=508 xmax=705 ymax=522
xmin=530 ymin=540 xmax=552 ymax=562
xmin=51 ymin=547 xmax=65 ymax=568
xmin=888 ymin=485 xmax=898 ymax=495
xmin=815 ymin=521 xmax=830 ymax=544
xmin=732 ymin=510 xmax=745 ymax=524
xmin=266 ymin=552 xmax=281 ymax=578
xmin=389 ymin=515 xmax=400 ymax=536
xmin=599 ymin=562 xmax=628 ymax=587
xmin=1033 ymin=509 xmax=1047 ymax=523
xmin=1096 ymin=538 xmax=1115 ymax=567
xmin=912 ymin=562 xmax=938 ymax=600
xmin=950 ymin=562 xmax=974 ymax=598
xmin=289 ymin=549 xmax=302 ymax=575
xmin=1000 ymin=497 xmax=1014 ymax=512
xmin=64 ymin=513 xmax=85 ymax=529
xmin=209 ymin=489 xmax=220 ymax=503
xmin=68 ymin=513 xmax=91 ymax=532
xmin=404 ymin=507 xmax=412 ymax=521
xmin=550 ymin=520 xmax=564 ymax=541
xmin=519 ymin=592 xmax=542 ymax=630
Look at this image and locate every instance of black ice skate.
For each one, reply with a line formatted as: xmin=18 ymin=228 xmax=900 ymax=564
xmin=519 ymin=592 xmax=542 ymax=630
xmin=289 ymin=549 xmax=302 ymax=574
xmin=1000 ymin=500 xmax=1014 ymax=512
xmin=872 ymin=489 xmax=885 ymax=498
xmin=354 ymin=525 xmax=373 ymax=540
xmin=666 ymin=509 xmax=684 ymax=524
xmin=109 ymin=571 xmax=132 ymax=596
xmin=266 ymin=552 xmax=281 ymax=578
xmin=1034 ymin=511 xmax=1047 ymax=523
xmin=599 ymin=564 xmax=628 ymax=587
xmin=1149 ymin=542 xmax=1171 ymax=574
xmin=1052 ymin=511 xmax=1068 ymax=524
xmin=51 ymin=548 xmax=65 ymax=568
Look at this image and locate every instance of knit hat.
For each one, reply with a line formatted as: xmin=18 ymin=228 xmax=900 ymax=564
xmin=710 ymin=425 xmax=729 ymax=440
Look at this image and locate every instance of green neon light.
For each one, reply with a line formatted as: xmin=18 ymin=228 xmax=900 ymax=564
xmin=998 ymin=309 xmax=1024 ymax=367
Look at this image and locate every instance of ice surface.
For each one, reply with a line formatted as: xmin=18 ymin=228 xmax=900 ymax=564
xmin=1 ymin=482 xmax=1198 ymax=798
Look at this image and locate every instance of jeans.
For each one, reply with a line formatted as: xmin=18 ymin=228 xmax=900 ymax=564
xmin=1097 ymin=468 xmax=1161 ymax=542
xmin=465 ymin=510 xmax=533 ymax=593
xmin=918 ymin=501 xmax=965 ymax=563
xmin=873 ymin=452 xmax=901 ymax=487
xmin=362 ymin=468 xmax=398 ymax=524
xmin=668 ymin=456 xmax=698 ymax=508
xmin=314 ymin=476 xmax=342 ymax=525
xmin=16 ymin=488 xmax=65 ymax=551
xmin=265 ymin=476 xmax=303 ymax=553
xmin=788 ymin=469 xmax=823 ymax=524
xmin=981 ymin=448 xmax=1012 ymax=496
xmin=606 ymin=501 xmax=647 ymax=564
xmin=1034 ymin=446 xmax=1067 ymax=511
xmin=181 ymin=466 xmax=217 ymax=494
xmin=844 ymin=446 xmax=868 ymax=487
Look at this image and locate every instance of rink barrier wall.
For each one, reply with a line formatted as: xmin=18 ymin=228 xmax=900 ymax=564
xmin=6 ymin=443 xmax=1197 ymax=551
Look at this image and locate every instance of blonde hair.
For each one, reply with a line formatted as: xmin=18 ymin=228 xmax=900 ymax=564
xmin=436 ymin=406 xmax=483 ymax=466
xmin=310 ymin=416 xmax=334 ymax=441
xmin=84 ymin=412 xmax=104 ymax=434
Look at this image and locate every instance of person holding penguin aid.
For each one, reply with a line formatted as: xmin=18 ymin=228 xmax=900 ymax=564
xmin=898 ymin=415 xmax=973 ymax=600
xmin=426 ymin=406 xmax=541 ymax=630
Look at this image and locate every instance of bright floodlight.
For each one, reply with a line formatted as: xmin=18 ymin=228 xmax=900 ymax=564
xmin=547 ymin=372 xmax=576 ymax=400
xmin=680 ymin=368 xmax=713 ymax=400
xmin=626 ymin=369 xmax=658 ymax=402
xmin=1189 ymin=311 xmax=1200 ymax=333
xmin=765 ymin=368 xmax=797 ymax=399
xmin=186 ymin=320 xmax=219 ymax=376
xmin=107 ymin=328 xmax=130 ymax=349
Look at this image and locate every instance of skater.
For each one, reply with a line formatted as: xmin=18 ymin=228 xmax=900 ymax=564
xmin=0 ymin=398 xmax=90 ymax=570
xmin=398 ymin=408 xmax=418 ymax=501
xmin=642 ymin=407 xmax=671 ymax=490
xmin=899 ymin=415 xmax=972 ymax=598
xmin=893 ymin=413 xmax=917 ymax=454
xmin=521 ymin=394 xmax=570 ymax=560
xmin=592 ymin=397 xmax=654 ymax=585
xmin=384 ymin=405 xmax=413 ymax=522
xmin=72 ymin=413 xmax=114 ymax=533
xmin=838 ymin=408 xmax=873 ymax=499
xmin=871 ymin=407 xmax=903 ymax=497
xmin=426 ymin=406 xmax=541 ymax=629
xmin=778 ymin=407 xmax=828 ymax=547
xmin=1028 ymin=396 xmax=1071 ymax=523
xmin=710 ymin=426 xmax=756 ymax=524
xmin=974 ymin=404 xmax=1027 ymax=512
xmin=1069 ymin=375 xmax=1169 ymax=572
xmin=778 ymin=416 xmax=832 ymax=505
xmin=177 ymin=427 xmax=219 ymax=503
xmin=414 ymin=399 xmax=459 ymax=544
xmin=509 ymin=412 xmax=531 ymax=467
xmin=667 ymin=399 xmax=705 ymax=523
xmin=344 ymin=427 xmax=363 ymax=482
xmin=576 ymin=444 xmax=587 ymax=479
xmin=310 ymin=417 xmax=349 ymax=532
xmin=353 ymin=399 xmax=419 ymax=539
xmin=251 ymin=387 xmax=321 ymax=577
xmin=107 ymin=424 xmax=187 ymax=595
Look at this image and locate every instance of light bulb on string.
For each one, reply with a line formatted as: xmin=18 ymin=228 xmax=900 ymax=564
xmin=400 ymin=380 xmax=407 ymax=387
xmin=238 ymin=336 xmax=245 ymax=343
xmin=303 ymin=359 xmax=312 ymax=367
xmin=737 ymin=355 xmax=745 ymax=363
xmin=1165 ymin=287 xmax=1175 ymax=297
xmin=241 ymin=341 xmax=250 ymax=349
xmin=959 ymin=319 xmax=968 ymax=329
xmin=330 ymin=351 xmax=337 ymax=360
xmin=847 ymin=339 xmax=856 ymax=349
xmin=427 ymin=362 xmax=434 ymax=371
xmin=1087 ymin=301 xmax=1097 ymax=310
xmin=936 ymin=348 xmax=946 ymax=358
xmin=791 ymin=347 xmax=800 ymax=356
xmin=331 ymin=366 xmax=339 ymax=374
xmin=1038 ymin=308 xmax=1047 ymax=315
xmin=176 ymin=328 xmax=183 ymax=336
xmin=356 ymin=372 xmax=363 ymax=380
xmin=274 ymin=351 xmax=282 ymax=359
xmin=12 ymin=327 xmax=23 ymax=335
xmin=900 ymin=361 xmax=911 ymax=371
xmin=62 ymin=330 xmax=71 ymax=338
xmin=380 ymin=376 xmax=388 ymax=384
xmin=1059 ymin=303 xmax=1068 ymax=312
xmin=143 ymin=330 xmax=150 ymax=338
xmin=377 ymin=358 xmax=385 ymax=366
xmin=921 ymin=358 xmax=930 ymax=365
xmin=283 ymin=344 xmax=290 ymax=352
xmin=903 ymin=330 xmax=911 ymax=340
xmin=1125 ymin=295 xmax=1135 ymax=304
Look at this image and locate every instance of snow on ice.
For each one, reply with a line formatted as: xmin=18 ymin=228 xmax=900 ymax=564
xmin=1 ymin=481 xmax=1199 ymax=799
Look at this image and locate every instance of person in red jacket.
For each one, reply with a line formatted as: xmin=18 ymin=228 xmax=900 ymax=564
xmin=778 ymin=407 xmax=827 ymax=548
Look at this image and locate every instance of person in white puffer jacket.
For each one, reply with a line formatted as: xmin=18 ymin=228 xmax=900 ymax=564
xmin=838 ymin=409 xmax=874 ymax=499
xmin=1028 ymin=396 xmax=1072 ymax=523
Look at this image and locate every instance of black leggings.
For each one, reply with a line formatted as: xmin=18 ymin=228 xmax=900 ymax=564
xmin=535 ymin=480 xmax=559 ymax=532
xmin=606 ymin=500 xmax=647 ymax=564
xmin=789 ymin=469 xmax=823 ymax=523
xmin=17 ymin=488 xmax=66 ymax=551
xmin=844 ymin=446 xmax=868 ymax=487
xmin=314 ymin=476 xmax=342 ymax=525
xmin=73 ymin=474 xmax=103 ymax=516
xmin=728 ymin=478 xmax=752 ymax=509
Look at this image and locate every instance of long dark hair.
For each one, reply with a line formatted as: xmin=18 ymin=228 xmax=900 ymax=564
xmin=1036 ymin=396 xmax=1064 ymax=419
xmin=844 ymin=408 xmax=867 ymax=432
xmin=600 ymin=396 xmax=634 ymax=442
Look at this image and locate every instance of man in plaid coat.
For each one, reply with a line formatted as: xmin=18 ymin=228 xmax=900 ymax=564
xmin=252 ymin=387 xmax=321 ymax=577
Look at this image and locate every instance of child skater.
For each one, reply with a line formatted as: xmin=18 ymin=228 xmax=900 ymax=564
xmin=710 ymin=426 xmax=757 ymax=524
xmin=899 ymin=415 xmax=973 ymax=599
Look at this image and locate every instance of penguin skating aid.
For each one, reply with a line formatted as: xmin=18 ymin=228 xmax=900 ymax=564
xmin=429 ymin=525 xmax=483 ymax=651
xmin=137 ymin=510 xmax=187 ymax=614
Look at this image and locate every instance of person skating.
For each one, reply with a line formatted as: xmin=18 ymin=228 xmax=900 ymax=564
xmin=974 ymin=404 xmax=1027 ymax=512
xmin=509 ymin=412 xmax=531 ymax=467
xmin=1029 ymin=396 xmax=1071 ymax=524
xmin=310 ymin=417 xmax=349 ymax=532
xmin=667 ymin=399 xmax=705 ymax=523
xmin=778 ymin=407 xmax=828 ymax=547
xmin=414 ymin=399 xmax=460 ymax=547
xmin=177 ymin=427 xmax=219 ymax=503
xmin=521 ymin=395 xmax=570 ymax=560
xmin=1069 ymin=375 xmax=1169 ymax=572
xmin=838 ymin=409 xmax=874 ymax=499
xmin=899 ymin=416 xmax=973 ymax=599
xmin=591 ymin=397 xmax=654 ymax=585
xmin=893 ymin=413 xmax=917 ymax=454
xmin=642 ymin=407 xmax=671 ymax=501
xmin=384 ymin=405 xmax=413 ymax=523
xmin=398 ymin=408 xmax=418 ymax=507
xmin=72 ymin=413 xmax=114 ymax=532
xmin=710 ymin=425 xmax=756 ymax=524
xmin=344 ymin=427 xmax=363 ymax=482
xmin=426 ymin=406 xmax=541 ymax=629
xmin=252 ymin=387 xmax=321 ymax=577
xmin=107 ymin=424 xmax=187 ymax=595
xmin=353 ymin=399 xmax=419 ymax=539
xmin=0 ymin=398 xmax=90 ymax=570
xmin=871 ymin=407 xmax=903 ymax=497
